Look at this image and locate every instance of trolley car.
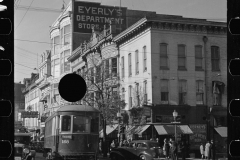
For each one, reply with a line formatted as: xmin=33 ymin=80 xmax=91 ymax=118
xmin=43 ymin=104 xmax=100 ymax=160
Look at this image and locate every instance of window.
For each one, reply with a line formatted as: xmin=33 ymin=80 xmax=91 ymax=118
xmin=128 ymin=53 xmax=132 ymax=76
xmin=90 ymin=116 xmax=99 ymax=133
xmin=111 ymin=58 xmax=117 ymax=77
xmin=178 ymin=45 xmax=186 ymax=70
xmin=73 ymin=116 xmax=90 ymax=133
xmin=52 ymin=36 xmax=60 ymax=56
xmin=143 ymin=46 xmax=147 ymax=72
xmin=213 ymin=81 xmax=224 ymax=106
xmin=161 ymin=79 xmax=169 ymax=104
xmin=143 ymin=81 xmax=147 ymax=103
xmin=60 ymin=50 xmax=70 ymax=74
xmin=196 ymin=80 xmax=204 ymax=105
xmin=211 ymin=46 xmax=220 ymax=71
xmin=135 ymin=50 xmax=139 ymax=74
xmin=51 ymin=58 xmax=60 ymax=77
xmin=135 ymin=83 xmax=140 ymax=106
xmin=121 ymin=57 xmax=124 ymax=78
xmin=195 ymin=45 xmax=203 ymax=70
xmin=61 ymin=25 xmax=70 ymax=46
xmin=61 ymin=115 xmax=71 ymax=132
xmin=129 ymin=86 xmax=132 ymax=108
xmin=160 ymin=43 xmax=168 ymax=69
xmin=105 ymin=60 xmax=110 ymax=79
xmin=179 ymin=80 xmax=187 ymax=105
xmin=51 ymin=83 xmax=59 ymax=104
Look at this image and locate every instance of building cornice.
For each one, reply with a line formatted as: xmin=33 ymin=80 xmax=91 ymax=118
xmin=113 ymin=17 xmax=227 ymax=45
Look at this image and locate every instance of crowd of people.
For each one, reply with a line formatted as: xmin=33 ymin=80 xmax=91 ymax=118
xmin=99 ymin=138 xmax=215 ymax=160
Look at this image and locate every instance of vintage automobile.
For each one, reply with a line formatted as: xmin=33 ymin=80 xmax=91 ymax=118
xmin=110 ymin=140 xmax=163 ymax=160
xmin=14 ymin=143 xmax=35 ymax=160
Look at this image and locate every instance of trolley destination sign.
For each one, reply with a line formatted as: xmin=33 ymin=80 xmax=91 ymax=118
xmin=73 ymin=1 xmax=127 ymax=33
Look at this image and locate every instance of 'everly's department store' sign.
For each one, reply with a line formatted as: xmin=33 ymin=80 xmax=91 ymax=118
xmin=73 ymin=1 xmax=127 ymax=33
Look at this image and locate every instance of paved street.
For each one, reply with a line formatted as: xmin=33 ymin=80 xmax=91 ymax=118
xmin=35 ymin=152 xmax=227 ymax=160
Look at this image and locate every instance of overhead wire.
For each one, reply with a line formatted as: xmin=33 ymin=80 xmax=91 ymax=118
xmin=15 ymin=0 xmax=36 ymax=30
xmin=15 ymin=62 xmax=37 ymax=70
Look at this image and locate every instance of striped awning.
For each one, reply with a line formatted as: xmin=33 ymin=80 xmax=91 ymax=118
xmin=99 ymin=124 xmax=118 ymax=138
xmin=154 ymin=125 xmax=193 ymax=135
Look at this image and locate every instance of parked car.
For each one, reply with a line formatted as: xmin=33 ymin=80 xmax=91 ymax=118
xmin=110 ymin=140 xmax=163 ymax=160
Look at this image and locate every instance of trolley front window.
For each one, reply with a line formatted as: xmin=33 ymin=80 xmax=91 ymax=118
xmin=73 ymin=116 xmax=90 ymax=133
xmin=61 ymin=115 xmax=71 ymax=132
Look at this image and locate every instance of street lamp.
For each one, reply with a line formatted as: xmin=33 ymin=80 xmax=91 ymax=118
xmin=173 ymin=110 xmax=178 ymax=142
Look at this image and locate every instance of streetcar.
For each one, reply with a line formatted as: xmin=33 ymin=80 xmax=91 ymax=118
xmin=43 ymin=104 xmax=100 ymax=160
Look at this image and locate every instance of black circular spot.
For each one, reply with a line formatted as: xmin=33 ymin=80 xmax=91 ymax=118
xmin=58 ymin=73 xmax=87 ymax=102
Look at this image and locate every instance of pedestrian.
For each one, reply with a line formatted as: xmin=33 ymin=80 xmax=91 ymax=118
xmin=200 ymin=143 xmax=204 ymax=159
xmin=210 ymin=140 xmax=215 ymax=160
xmin=99 ymin=139 xmax=103 ymax=156
xmin=171 ymin=141 xmax=178 ymax=160
xmin=179 ymin=141 xmax=186 ymax=160
xmin=169 ymin=138 xmax=173 ymax=159
xmin=205 ymin=141 xmax=211 ymax=160
xmin=110 ymin=140 xmax=116 ymax=151
xmin=163 ymin=138 xmax=170 ymax=159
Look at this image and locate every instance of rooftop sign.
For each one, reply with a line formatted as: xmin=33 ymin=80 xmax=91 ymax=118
xmin=73 ymin=1 xmax=127 ymax=33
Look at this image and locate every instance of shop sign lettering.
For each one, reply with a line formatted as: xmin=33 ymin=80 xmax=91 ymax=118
xmin=189 ymin=124 xmax=207 ymax=149
xmin=73 ymin=1 xmax=127 ymax=33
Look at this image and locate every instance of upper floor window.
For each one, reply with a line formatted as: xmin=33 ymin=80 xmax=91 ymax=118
xmin=51 ymin=58 xmax=60 ymax=78
xmin=143 ymin=46 xmax=147 ymax=72
xmin=128 ymin=53 xmax=132 ymax=77
xmin=61 ymin=25 xmax=70 ymax=46
xmin=160 ymin=79 xmax=169 ymax=104
xmin=129 ymin=86 xmax=132 ymax=108
xmin=51 ymin=83 xmax=59 ymax=104
xmin=60 ymin=49 xmax=70 ymax=74
xmin=196 ymin=80 xmax=204 ymax=105
xmin=211 ymin=46 xmax=220 ymax=71
xmin=135 ymin=50 xmax=139 ymax=74
xmin=195 ymin=45 xmax=203 ymax=70
xmin=121 ymin=56 xmax=124 ymax=78
xmin=143 ymin=81 xmax=147 ymax=104
xmin=95 ymin=65 xmax=101 ymax=83
xmin=179 ymin=80 xmax=187 ymax=105
xmin=213 ymin=81 xmax=225 ymax=106
xmin=122 ymin=88 xmax=125 ymax=101
xmin=53 ymin=36 xmax=60 ymax=56
xmin=160 ymin=43 xmax=168 ymax=69
xmin=111 ymin=58 xmax=117 ymax=78
xmin=178 ymin=45 xmax=186 ymax=70
xmin=135 ymin=83 xmax=140 ymax=106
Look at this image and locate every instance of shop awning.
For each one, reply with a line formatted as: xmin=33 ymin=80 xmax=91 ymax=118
xmin=135 ymin=125 xmax=150 ymax=136
xmin=154 ymin=125 xmax=193 ymax=135
xmin=214 ymin=127 xmax=227 ymax=137
xmin=99 ymin=124 xmax=118 ymax=138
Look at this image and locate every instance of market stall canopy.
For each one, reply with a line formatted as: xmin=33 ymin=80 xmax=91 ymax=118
xmin=154 ymin=125 xmax=193 ymax=135
xmin=214 ymin=127 xmax=227 ymax=137
xmin=99 ymin=124 xmax=118 ymax=138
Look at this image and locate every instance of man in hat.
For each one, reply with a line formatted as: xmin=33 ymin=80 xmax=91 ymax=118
xmin=210 ymin=140 xmax=215 ymax=160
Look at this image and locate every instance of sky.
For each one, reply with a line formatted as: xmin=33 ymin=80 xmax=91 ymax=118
xmin=14 ymin=0 xmax=227 ymax=83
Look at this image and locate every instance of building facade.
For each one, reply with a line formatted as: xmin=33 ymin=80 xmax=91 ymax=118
xmin=22 ymin=73 xmax=41 ymax=140
xmin=14 ymin=83 xmax=25 ymax=130
xmin=113 ymin=17 xmax=227 ymax=155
